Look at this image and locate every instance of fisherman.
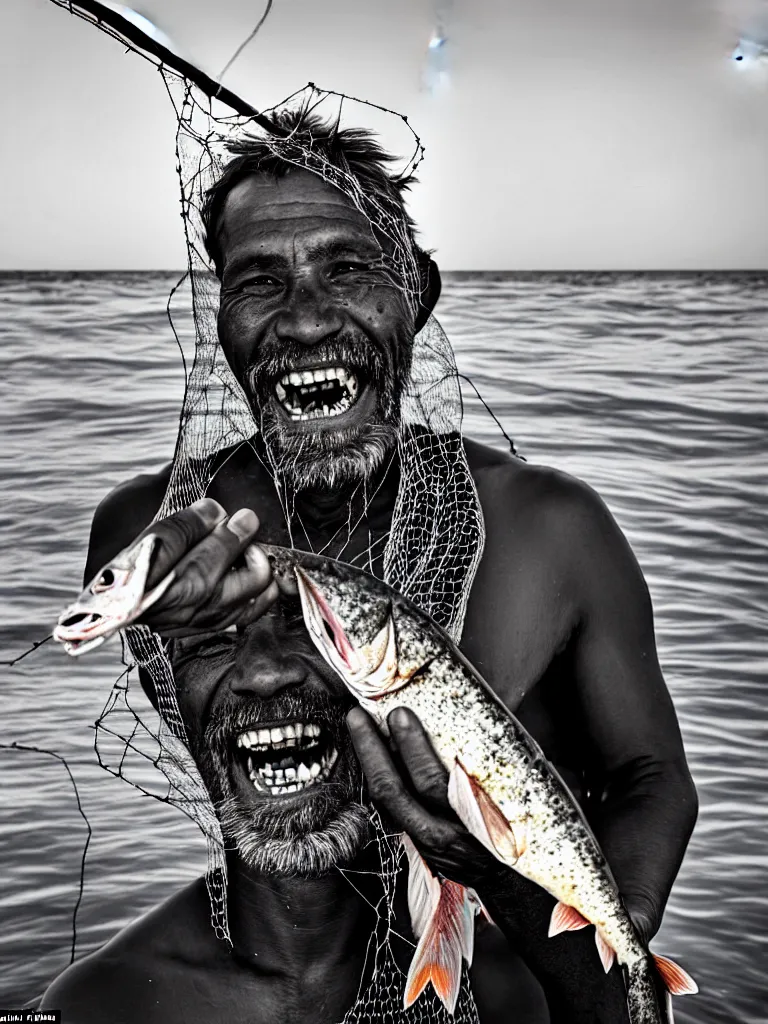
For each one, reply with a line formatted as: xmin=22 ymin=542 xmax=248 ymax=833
xmin=41 ymin=112 xmax=697 ymax=1022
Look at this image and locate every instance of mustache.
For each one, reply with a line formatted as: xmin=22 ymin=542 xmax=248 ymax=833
xmin=246 ymin=333 xmax=393 ymax=398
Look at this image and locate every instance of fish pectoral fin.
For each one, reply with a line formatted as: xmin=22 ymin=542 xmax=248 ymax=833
xmin=447 ymin=760 xmax=520 ymax=866
xmin=548 ymin=901 xmax=591 ymax=937
xmin=404 ymin=878 xmax=469 ymax=1015
xmin=357 ymin=610 xmax=400 ymax=694
xmin=595 ymin=929 xmax=616 ymax=973
xmin=652 ymin=954 xmax=698 ymax=996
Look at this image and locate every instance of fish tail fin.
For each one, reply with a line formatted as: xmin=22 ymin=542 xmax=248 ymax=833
xmin=626 ymin=954 xmax=697 ymax=1024
xmin=404 ymin=878 xmax=473 ymax=1015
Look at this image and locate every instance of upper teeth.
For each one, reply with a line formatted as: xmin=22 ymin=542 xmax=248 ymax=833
xmin=281 ymin=367 xmax=352 ymax=388
xmin=274 ymin=366 xmax=359 ymax=421
xmin=237 ymin=721 xmax=321 ymax=750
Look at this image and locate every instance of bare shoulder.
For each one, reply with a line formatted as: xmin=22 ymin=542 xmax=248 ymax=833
xmin=465 ymin=437 xmax=616 ymax=534
xmin=465 ymin=437 xmax=646 ymax=599
xmin=40 ymin=879 xmax=213 ymax=1023
xmin=84 ymin=462 xmax=173 ymax=582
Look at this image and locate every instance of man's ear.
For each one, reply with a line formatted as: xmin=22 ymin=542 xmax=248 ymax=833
xmin=414 ymin=253 xmax=442 ymax=333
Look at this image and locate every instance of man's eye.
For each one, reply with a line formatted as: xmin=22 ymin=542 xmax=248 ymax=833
xmin=180 ymin=631 xmax=238 ymax=659
xmin=242 ymin=275 xmax=281 ymax=289
xmin=330 ymin=262 xmax=369 ymax=277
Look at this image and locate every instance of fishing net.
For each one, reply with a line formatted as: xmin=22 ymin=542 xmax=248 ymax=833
xmin=25 ymin=5 xmax=522 ymax=1018
xmin=119 ymin=76 xmax=486 ymax=1018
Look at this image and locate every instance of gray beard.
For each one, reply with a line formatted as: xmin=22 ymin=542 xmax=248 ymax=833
xmin=260 ymin=414 xmax=399 ymax=491
xmin=217 ymin=794 xmax=371 ymax=876
xmin=194 ymin=691 xmax=370 ymax=877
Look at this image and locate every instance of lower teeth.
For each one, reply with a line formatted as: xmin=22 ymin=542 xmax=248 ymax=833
xmin=248 ymin=748 xmax=338 ymax=796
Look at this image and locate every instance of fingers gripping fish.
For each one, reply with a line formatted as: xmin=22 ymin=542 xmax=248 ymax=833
xmin=54 ymin=541 xmax=697 ymax=1020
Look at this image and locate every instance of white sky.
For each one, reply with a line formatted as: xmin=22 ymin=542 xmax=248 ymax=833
xmin=2 ymin=0 xmax=767 ymax=270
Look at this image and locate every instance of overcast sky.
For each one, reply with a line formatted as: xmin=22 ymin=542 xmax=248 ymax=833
xmin=2 ymin=0 xmax=767 ymax=270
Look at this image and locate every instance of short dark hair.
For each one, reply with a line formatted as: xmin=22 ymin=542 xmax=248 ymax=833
xmin=201 ymin=108 xmax=423 ymax=277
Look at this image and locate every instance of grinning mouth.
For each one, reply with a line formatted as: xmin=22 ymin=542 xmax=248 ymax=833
xmin=273 ymin=365 xmax=361 ymax=422
xmin=235 ymin=720 xmax=339 ymax=797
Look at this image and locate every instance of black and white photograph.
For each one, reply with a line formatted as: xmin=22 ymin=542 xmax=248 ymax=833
xmin=1 ymin=1 xmax=766 ymax=1021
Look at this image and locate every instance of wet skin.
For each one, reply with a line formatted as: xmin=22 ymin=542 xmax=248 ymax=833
xmin=42 ymin=170 xmax=697 ymax=1023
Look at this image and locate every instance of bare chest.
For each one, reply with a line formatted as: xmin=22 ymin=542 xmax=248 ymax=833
xmin=460 ymin=511 xmax=578 ymax=719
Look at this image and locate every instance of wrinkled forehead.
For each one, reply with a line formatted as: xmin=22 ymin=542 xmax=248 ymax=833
xmin=217 ymin=169 xmax=400 ymax=268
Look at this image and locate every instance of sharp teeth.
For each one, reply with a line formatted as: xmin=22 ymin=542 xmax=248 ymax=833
xmin=310 ymin=761 xmax=321 ymax=778
xmin=275 ymin=382 xmax=286 ymax=400
xmin=298 ymin=763 xmax=311 ymax=781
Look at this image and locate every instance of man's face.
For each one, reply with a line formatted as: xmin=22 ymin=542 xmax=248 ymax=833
xmin=171 ymin=606 xmax=368 ymax=876
xmin=215 ymin=169 xmax=415 ymax=489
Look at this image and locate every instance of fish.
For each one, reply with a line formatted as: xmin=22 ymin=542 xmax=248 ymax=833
xmin=54 ymin=539 xmax=697 ymax=1020
xmin=53 ymin=533 xmax=175 ymax=656
xmin=274 ymin=548 xmax=698 ymax=1023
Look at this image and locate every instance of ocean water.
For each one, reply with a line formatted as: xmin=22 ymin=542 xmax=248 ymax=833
xmin=0 ymin=271 xmax=766 ymax=1021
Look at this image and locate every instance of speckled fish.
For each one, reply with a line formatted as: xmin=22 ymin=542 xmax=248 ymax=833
xmin=267 ymin=547 xmax=698 ymax=1024
xmin=54 ymin=540 xmax=697 ymax=1020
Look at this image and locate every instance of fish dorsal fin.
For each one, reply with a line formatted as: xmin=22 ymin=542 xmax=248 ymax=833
xmin=447 ymin=759 xmax=520 ymax=866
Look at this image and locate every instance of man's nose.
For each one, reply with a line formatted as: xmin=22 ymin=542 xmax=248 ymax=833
xmin=274 ymin=280 xmax=344 ymax=347
xmin=228 ymin=634 xmax=310 ymax=700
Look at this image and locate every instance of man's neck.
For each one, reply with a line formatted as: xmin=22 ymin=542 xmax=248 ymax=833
xmin=225 ymin=853 xmax=379 ymax=979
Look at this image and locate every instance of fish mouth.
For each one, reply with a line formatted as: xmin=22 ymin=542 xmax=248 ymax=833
xmin=232 ymin=718 xmax=340 ymax=800
xmin=53 ymin=610 xmax=113 ymax=655
xmin=268 ymin=362 xmax=376 ymax=430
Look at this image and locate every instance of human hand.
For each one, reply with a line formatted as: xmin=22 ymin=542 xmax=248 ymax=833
xmin=346 ymin=704 xmax=503 ymax=889
xmin=136 ymin=498 xmax=279 ymax=638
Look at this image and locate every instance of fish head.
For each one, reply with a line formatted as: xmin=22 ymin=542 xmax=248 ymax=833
xmin=293 ymin=564 xmax=432 ymax=703
xmin=53 ymin=533 xmax=174 ymax=656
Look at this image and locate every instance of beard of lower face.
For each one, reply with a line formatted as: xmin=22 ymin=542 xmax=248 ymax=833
xmin=194 ymin=690 xmax=370 ymax=878
xmin=247 ymin=331 xmax=412 ymax=491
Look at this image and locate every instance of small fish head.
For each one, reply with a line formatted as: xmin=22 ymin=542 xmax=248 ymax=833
xmin=53 ymin=533 xmax=163 ymax=656
xmin=293 ymin=566 xmax=424 ymax=701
